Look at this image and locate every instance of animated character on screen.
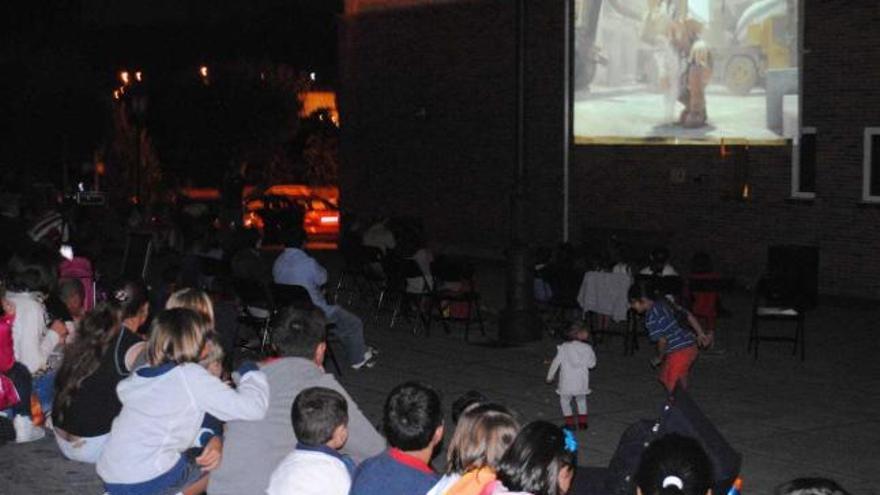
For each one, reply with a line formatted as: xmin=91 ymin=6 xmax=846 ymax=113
xmin=642 ymin=0 xmax=712 ymax=128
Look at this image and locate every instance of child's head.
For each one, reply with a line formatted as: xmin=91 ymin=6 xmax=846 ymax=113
xmin=635 ymin=434 xmax=713 ymax=495
xmin=628 ymin=282 xmax=655 ymax=314
xmin=146 ymin=308 xmax=210 ymax=366
xmin=774 ymin=478 xmax=851 ymax=495
xmin=58 ymin=278 xmax=85 ymax=319
xmin=272 ymin=307 xmax=327 ymax=361
xmin=165 ymin=288 xmax=215 ymax=327
xmin=292 ymin=386 xmax=349 ymax=449
xmin=649 ymin=247 xmax=671 ymax=272
xmin=199 ymin=333 xmax=225 ymax=377
xmin=565 ymin=321 xmax=589 ymax=342
xmin=113 ymin=279 xmax=150 ymax=326
xmin=451 ymin=390 xmax=488 ymax=424
xmin=446 ymin=403 xmax=520 ymax=474
xmin=496 ymin=421 xmax=578 ymax=495
xmin=383 ymin=381 xmax=444 ymax=452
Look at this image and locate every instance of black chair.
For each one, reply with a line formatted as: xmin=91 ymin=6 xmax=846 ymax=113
xmin=747 ymin=245 xmax=817 ymax=361
xmin=427 ymin=258 xmax=485 ymax=342
xmin=271 ymin=283 xmax=343 ymax=375
xmin=388 ymin=258 xmax=433 ymax=336
xmin=232 ymin=277 xmax=274 ymax=355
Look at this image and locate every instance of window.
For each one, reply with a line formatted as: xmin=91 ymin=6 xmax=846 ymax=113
xmin=791 ymin=127 xmax=816 ymax=198
xmin=863 ymin=127 xmax=880 ymax=202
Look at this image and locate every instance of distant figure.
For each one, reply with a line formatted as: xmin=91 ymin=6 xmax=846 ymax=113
xmin=635 ymin=433 xmax=713 ymax=495
xmin=686 ymin=252 xmax=721 ymax=341
xmin=27 ymin=189 xmax=69 ymax=249
xmin=272 ymin=227 xmax=377 ymax=370
xmin=546 ymin=322 xmax=597 ymax=431
xmin=266 ymin=387 xmax=355 ymax=495
xmin=362 ymin=218 xmax=396 ymax=255
xmin=639 ymin=247 xmax=678 ymax=277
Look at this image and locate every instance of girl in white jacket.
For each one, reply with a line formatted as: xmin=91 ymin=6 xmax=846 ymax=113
xmin=546 ymin=322 xmax=596 ymax=430
xmin=96 ymin=308 xmax=270 ymax=495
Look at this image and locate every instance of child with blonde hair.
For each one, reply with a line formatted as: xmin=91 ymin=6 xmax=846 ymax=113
xmin=547 ymin=321 xmax=596 ymax=430
xmin=97 ymin=308 xmax=269 ymax=495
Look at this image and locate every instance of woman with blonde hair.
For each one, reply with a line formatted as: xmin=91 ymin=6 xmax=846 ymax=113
xmin=96 ymin=308 xmax=269 ymax=495
xmin=426 ymin=403 xmax=521 ymax=495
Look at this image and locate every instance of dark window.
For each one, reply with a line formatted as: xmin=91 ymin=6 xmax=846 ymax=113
xmin=871 ymin=134 xmax=880 ymax=197
xmin=798 ymin=132 xmax=816 ymax=194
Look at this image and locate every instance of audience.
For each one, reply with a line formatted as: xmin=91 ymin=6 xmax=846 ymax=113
xmin=546 ymin=322 xmax=596 ymax=431
xmin=6 ymin=252 xmax=67 ymax=416
xmin=266 ymin=386 xmax=355 ymax=495
xmin=351 ymin=382 xmax=445 ymax=495
xmin=51 ymin=293 xmax=145 ymax=463
xmin=208 ymin=306 xmax=385 ymax=495
xmin=272 ymin=226 xmax=377 ymax=369
xmin=427 ymin=403 xmax=520 ymax=495
xmin=492 ymin=421 xmax=577 ymax=495
xmin=96 ymin=308 xmax=269 ymax=495
xmin=634 ymin=433 xmax=713 ymax=495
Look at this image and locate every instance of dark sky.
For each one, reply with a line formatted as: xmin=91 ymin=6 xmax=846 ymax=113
xmin=0 ymin=0 xmax=343 ymax=178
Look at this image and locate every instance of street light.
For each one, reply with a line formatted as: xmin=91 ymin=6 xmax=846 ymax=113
xmin=199 ymin=66 xmax=209 ymax=78
xmin=120 ymin=70 xmax=130 ymax=85
xmin=135 ymin=71 xmax=142 ymax=82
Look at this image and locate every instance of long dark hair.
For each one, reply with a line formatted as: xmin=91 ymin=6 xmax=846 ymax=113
xmin=496 ymin=421 xmax=577 ymax=495
xmin=635 ymin=434 xmax=713 ymax=495
xmin=53 ymin=302 xmax=122 ymax=424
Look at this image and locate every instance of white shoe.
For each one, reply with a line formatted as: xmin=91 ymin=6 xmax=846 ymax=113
xmin=351 ymin=348 xmax=377 ymax=370
xmin=14 ymin=415 xmax=45 ymax=443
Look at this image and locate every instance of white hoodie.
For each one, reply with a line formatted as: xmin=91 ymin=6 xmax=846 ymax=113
xmin=546 ymin=340 xmax=596 ymax=396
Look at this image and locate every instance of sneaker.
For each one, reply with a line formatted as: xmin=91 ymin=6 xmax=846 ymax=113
xmin=14 ymin=415 xmax=45 ymax=443
xmin=366 ymin=345 xmax=379 ymax=357
xmin=351 ymin=350 xmax=377 ymax=370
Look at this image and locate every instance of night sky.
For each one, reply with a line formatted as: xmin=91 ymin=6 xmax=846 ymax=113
xmin=1 ymin=0 xmax=342 ymax=180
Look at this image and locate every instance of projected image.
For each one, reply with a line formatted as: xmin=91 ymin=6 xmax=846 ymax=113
xmin=573 ymin=0 xmax=799 ymax=144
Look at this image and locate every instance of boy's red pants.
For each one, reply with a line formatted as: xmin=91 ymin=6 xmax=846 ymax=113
xmin=660 ymin=346 xmax=698 ymax=392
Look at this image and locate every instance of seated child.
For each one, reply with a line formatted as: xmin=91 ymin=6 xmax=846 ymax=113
xmin=0 ymin=288 xmax=44 ymax=442
xmin=426 ymin=403 xmax=520 ymax=495
xmin=546 ymin=322 xmax=597 ymax=430
xmin=628 ymin=283 xmax=712 ymax=393
xmin=350 ymin=381 xmax=444 ymax=495
xmin=635 ymin=433 xmax=713 ymax=495
xmin=267 ymin=386 xmax=354 ymax=495
xmin=96 ymin=308 xmax=269 ymax=495
xmin=489 ymin=421 xmax=578 ymax=495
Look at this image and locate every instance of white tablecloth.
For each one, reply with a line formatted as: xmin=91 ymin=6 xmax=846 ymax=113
xmin=576 ymin=271 xmax=632 ymax=322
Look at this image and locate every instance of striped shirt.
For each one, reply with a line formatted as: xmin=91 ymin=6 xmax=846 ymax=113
xmin=645 ymin=302 xmax=695 ymax=353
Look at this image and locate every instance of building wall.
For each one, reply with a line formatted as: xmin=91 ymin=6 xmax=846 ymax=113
xmin=340 ymin=0 xmax=880 ymax=297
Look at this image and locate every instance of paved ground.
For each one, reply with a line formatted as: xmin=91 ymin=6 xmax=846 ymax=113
xmin=2 ymin=254 xmax=878 ymax=494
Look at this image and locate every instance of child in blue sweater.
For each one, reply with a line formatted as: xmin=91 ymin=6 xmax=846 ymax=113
xmin=350 ymin=381 xmax=445 ymax=495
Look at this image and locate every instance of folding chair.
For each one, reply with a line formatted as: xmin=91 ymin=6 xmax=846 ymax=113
xmin=232 ymin=278 xmax=274 ymax=355
xmin=428 ymin=259 xmax=485 ymax=342
xmin=747 ymin=277 xmax=806 ymax=360
xmin=388 ymin=258 xmax=432 ymax=336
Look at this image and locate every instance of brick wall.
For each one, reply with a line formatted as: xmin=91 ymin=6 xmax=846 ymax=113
xmin=339 ymin=0 xmax=880 ymax=298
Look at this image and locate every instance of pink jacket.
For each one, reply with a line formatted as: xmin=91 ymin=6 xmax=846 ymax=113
xmin=0 ymin=313 xmax=14 ymax=373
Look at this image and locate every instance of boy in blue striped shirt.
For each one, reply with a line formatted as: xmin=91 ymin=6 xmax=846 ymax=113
xmin=629 ymin=283 xmax=712 ymax=392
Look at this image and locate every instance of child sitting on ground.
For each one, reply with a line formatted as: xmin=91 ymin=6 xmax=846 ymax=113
xmin=489 ymin=420 xmax=578 ymax=495
xmin=267 ymin=386 xmax=355 ymax=495
xmin=426 ymin=402 xmax=520 ymax=495
xmin=547 ymin=322 xmax=597 ymax=431
xmin=635 ymin=433 xmax=713 ymax=495
xmin=350 ymin=381 xmax=444 ymax=495
xmin=96 ymin=308 xmax=269 ymax=495
xmin=0 ymin=285 xmax=44 ymax=442
xmin=629 ymin=282 xmax=712 ymax=393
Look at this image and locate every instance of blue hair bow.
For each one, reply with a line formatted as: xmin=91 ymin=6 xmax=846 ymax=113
xmin=563 ymin=428 xmax=578 ymax=453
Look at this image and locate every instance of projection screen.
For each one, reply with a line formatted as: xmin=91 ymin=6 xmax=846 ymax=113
xmin=572 ymin=0 xmax=799 ymax=145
